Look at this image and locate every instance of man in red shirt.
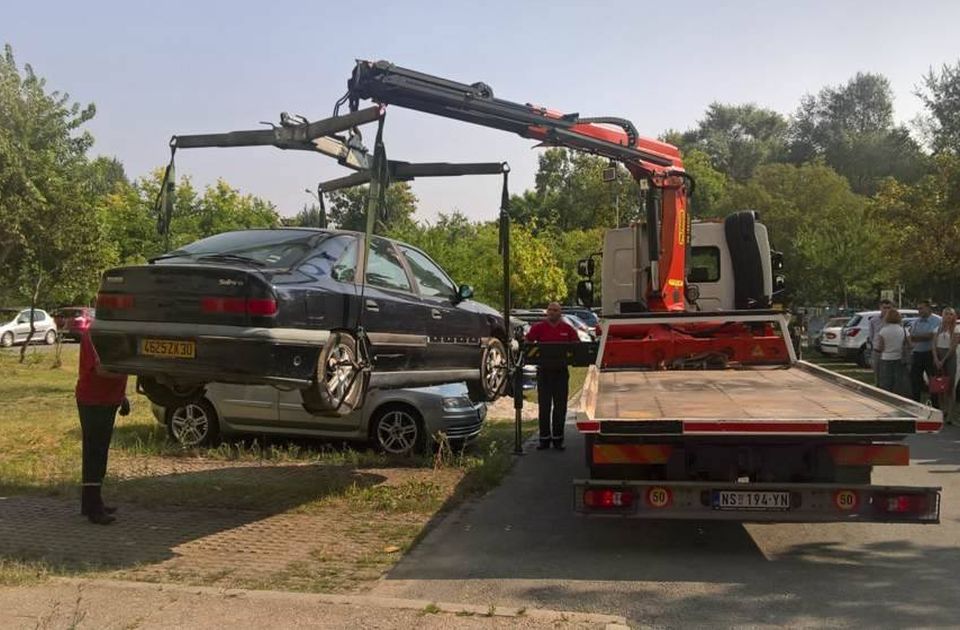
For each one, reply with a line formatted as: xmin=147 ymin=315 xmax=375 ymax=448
xmin=76 ymin=328 xmax=129 ymax=525
xmin=525 ymin=302 xmax=579 ymax=450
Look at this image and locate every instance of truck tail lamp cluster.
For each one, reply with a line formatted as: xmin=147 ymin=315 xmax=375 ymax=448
xmin=872 ymin=492 xmax=935 ymax=517
xmin=583 ymin=488 xmax=634 ymax=509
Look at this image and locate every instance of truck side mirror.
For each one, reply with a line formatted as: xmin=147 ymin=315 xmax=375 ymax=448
xmin=577 ymin=258 xmax=595 ymax=278
xmin=576 ymin=280 xmax=594 ymax=308
xmin=771 ymin=251 xmax=784 ymax=272
xmin=774 ymin=275 xmax=786 ymax=294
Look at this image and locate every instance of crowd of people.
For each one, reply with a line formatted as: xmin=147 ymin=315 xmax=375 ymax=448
xmin=870 ymin=299 xmax=958 ymax=423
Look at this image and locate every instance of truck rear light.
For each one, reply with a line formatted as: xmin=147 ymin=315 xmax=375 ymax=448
xmin=96 ymin=293 xmax=134 ymax=309
xmin=873 ymin=492 xmax=931 ymax=515
xmin=583 ymin=488 xmax=634 ymax=509
xmin=576 ymin=421 xmax=600 ymax=433
xmin=201 ymin=297 xmax=278 ymax=316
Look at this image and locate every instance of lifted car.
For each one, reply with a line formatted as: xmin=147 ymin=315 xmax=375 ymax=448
xmin=91 ymin=228 xmax=509 ymax=415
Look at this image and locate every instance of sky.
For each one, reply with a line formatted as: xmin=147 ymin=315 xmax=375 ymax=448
xmin=5 ymin=0 xmax=960 ymax=223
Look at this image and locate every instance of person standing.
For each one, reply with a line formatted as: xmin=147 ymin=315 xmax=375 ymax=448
xmin=875 ymin=308 xmax=906 ymax=394
xmin=526 ymin=302 xmax=579 ymax=450
xmin=869 ymin=299 xmax=894 ymax=384
xmin=908 ymin=300 xmax=942 ymax=404
xmin=933 ymin=307 xmax=959 ymax=423
xmin=76 ymin=328 xmax=129 ymax=525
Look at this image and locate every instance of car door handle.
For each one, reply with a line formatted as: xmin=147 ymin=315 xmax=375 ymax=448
xmin=365 ymin=299 xmax=380 ymax=312
xmin=431 ymin=309 xmax=442 ymax=320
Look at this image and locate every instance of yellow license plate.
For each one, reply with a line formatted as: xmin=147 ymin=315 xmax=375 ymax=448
xmin=139 ymin=338 xmax=196 ymax=359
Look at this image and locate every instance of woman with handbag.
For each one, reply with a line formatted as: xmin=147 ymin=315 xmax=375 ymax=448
xmin=932 ymin=307 xmax=958 ymax=424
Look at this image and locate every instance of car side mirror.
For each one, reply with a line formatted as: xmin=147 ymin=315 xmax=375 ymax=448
xmin=576 ymin=280 xmax=594 ymax=308
xmin=457 ymin=284 xmax=474 ymax=302
xmin=577 ymin=258 xmax=595 ymax=278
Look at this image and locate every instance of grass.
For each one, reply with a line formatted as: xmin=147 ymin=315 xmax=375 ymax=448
xmin=803 ymin=350 xmax=875 ymax=386
xmin=0 ymin=345 xmax=536 ymax=592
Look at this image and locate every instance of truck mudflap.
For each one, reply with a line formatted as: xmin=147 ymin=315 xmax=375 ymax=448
xmin=573 ymin=479 xmax=941 ymax=523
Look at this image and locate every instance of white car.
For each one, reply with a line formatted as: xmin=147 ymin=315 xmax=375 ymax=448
xmin=839 ymin=309 xmax=919 ymax=367
xmin=818 ymin=317 xmax=849 ymax=357
xmin=0 ymin=308 xmax=58 ymax=347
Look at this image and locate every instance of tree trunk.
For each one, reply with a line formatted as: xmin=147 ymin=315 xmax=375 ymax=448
xmin=19 ymin=275 xmax=42 ymax=364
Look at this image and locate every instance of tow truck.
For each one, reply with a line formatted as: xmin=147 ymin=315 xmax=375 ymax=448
xmin=136 ymin=59 xmax=941 ymax=522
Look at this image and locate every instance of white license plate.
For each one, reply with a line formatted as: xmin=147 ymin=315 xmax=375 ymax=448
xmin=714 ymin=490 xmax=791 ymax=511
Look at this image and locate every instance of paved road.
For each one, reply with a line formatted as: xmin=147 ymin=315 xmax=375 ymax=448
xmin=372 ymin=420 xmax=960 ymax=628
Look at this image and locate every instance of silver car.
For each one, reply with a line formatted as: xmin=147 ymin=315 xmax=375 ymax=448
xmin=151 ymin=381 xmax=486 ymax=455
xmin=0 ymin=308 xmax=58 ymax=347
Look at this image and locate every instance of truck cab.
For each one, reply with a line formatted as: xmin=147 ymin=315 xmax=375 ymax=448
xmin=599 ymin=211 xmax=781 ymax=314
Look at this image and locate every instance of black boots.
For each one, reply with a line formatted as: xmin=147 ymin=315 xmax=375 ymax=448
xmin=81 ymin=485 xmax=116 ymax=525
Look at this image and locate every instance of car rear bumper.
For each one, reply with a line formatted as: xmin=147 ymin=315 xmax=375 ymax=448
xmin=820 ymin=343 xmax=839 ymax=355
xmin=91 ymin=320 xmax=327 ymax=387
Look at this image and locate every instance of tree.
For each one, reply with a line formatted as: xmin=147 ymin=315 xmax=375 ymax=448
xmin=0 ymin=44 xmax=108 ymax=307
xmin=671 ymin=103 xmax=788 ymax=182
xmin=284 ymin=203 xmax=326 ymax=228
xmin=789 ymin=73 xmax=927 ymax=194
xmin=681 ymin=149 xmax=728 ymax=217
xmin=327 ymin=182 xmax=417 ymax=232
xmin=916 ymin=59 xmax=960 ymax=155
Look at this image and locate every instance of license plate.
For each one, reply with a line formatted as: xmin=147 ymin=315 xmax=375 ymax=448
xmin=714 ymin=490 xmax=791 ymax=511
xmin=139 ymin=338 xmax=196 ymax=359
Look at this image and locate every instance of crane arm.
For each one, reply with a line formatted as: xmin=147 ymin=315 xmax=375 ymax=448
xmin=346 ymin=60 xmax=690 ymax=311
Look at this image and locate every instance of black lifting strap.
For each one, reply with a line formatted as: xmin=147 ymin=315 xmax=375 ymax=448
xmin=155 ymin=144 xmax=178 ymax=249
xmin=316 ymin=186 xmax=328 ymax=229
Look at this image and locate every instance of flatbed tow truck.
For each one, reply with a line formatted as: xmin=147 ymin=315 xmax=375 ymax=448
xmin=139 ymin=59 xmax=942 ymax=523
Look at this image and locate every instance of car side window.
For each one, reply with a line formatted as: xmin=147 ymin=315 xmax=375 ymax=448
xmin=17 ymin=311 xmax=30 ymax=324
xmin=399 ymin=246 xmax=457 ymax=299
xmin=299 ymin=235 xmax=358 ymax=282
xmin=366 ymin=239 xmax=413 ymax=293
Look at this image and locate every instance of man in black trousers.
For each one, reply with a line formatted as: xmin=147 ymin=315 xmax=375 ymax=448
xmin=525 ymin=303 xmax=579 ymax=450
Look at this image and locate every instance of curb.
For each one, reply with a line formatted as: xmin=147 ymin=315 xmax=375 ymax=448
xmin=51 ymin=577 xmax=630 ymax=626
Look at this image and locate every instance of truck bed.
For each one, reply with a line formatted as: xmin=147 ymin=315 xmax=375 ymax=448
xmin=578 ymin=361 xmax=942 ymax=436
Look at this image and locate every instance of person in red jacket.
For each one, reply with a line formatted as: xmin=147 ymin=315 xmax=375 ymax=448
xmin=76 ymin=328 xmax=129 ymax=525
xmin=525 ymin=302 xmax=579 ymax=450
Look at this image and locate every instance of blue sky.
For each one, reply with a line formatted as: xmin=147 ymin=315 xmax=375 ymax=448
xmin=6 ymin=0 xmax=960 ymax=222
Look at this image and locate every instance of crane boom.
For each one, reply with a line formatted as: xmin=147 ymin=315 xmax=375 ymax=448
xmin=346 ymin=60 xmax=691 ymax=311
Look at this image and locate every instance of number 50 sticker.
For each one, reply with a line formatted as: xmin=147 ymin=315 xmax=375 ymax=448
xmin=646 ymin=486 xmax=673 ymax=509
xmin=833 ymin=490 xmax=859 ymax=511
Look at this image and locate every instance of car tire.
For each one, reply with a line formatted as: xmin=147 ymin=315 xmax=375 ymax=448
xmin=0 ymin=332 xmax=12 ymax=348
xmin=857 ymin=345 xmax=868 ymax=368
xmin=137 ymin=375 xmax=205 ymax=409
xmin=44 ymin=329 xmax=56 ymax=345
xmin=468 ymin=338 xmax=508 ymax=402
xmin=371 ymin=405 xmax=424 ymax=456
xmin=167 ymin=398 xmax=221 ymax=447
xmin=301 ymin=331 xmax=367 ymax=416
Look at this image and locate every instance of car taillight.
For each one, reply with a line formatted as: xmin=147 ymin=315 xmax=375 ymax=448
xmin=583 ymin=488 xmax=634 ymax=509
xmin=845 ymin=327 xmax=860 ymax=337
xmin=201 ymin=297 xmax=277 ymax=316
xmin=825 ymin=332 xmax=836 ymax=339
xmin=97 ymin=293 xmax=134 ymax=309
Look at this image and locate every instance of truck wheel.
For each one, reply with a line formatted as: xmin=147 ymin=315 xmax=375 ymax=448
xmin=301 ymin=331 xmax=367 ymax=416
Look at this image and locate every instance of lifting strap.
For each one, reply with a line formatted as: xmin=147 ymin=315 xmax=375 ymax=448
xmin=155 ymin=144 xmax=178 ymax=250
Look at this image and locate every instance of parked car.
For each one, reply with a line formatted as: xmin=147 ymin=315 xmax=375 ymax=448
xmin=0 ymin=308 xmax=58 ymax=347
xmin=52 ymin=307 xmax=95 ymax=341
xmin=152 ymin=380 xmax=486 ymax=455
xmin=818 ymin=317 xmax=849 ymax=357
xmin=564 ymin=313 xmax=598 ymax=340
xmin=561 ymin=306 xmax=601 ymax=336
xmin=840 ymin=309 xmax=919 ymax=367
xmin=91 ymin=229 xmax=509 ymax=415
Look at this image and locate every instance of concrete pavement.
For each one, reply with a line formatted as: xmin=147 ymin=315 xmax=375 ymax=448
xmin=371 ymin=421 xmax=960 ymax=628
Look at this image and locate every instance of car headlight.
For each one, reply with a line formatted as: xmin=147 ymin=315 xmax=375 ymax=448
xmin=442 ymin=395 xmax=475 ymax=412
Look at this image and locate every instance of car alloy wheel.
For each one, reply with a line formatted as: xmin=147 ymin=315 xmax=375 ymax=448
xmin=469 ymin=338 xmax=508 ymax=402
xmin=44 ymin=329 xmax=56 ymax=345
xmin=301 ymin=331 xmax=367 ymax=416
xmin=168 ymin=400 xmax=219 ymax=447
xmin=374 ymin=408 xmax=422 ymax=455
xmin=0 ymin=332 xmax=12 ymax=348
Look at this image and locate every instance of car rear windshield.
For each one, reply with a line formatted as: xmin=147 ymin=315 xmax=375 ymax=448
xmin=54 ymin=308 xmax=86 ymax=318
xmin=845 ymin=315 xmax=862 ymax=327
xmin=158 ymin=230 xmax=326 ymax=268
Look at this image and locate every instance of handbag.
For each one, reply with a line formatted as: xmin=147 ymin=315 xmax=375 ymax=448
xmin=929 ymin=374 xmax=951 ymax=395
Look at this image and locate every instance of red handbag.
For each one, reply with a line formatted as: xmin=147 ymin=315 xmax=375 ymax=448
xmin=929 ymin=375 xmax=951 ymax=395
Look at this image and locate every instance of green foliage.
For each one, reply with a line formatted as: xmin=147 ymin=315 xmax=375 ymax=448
xmin=788 ymin=73 xmax=926 ymax=194
xmin=284 ymin=203 xmax=326 ymax=228
xmin=682 ymin=148 xmax=728 ymax=217
xmin=916 ymin=59 xmax=960 ymax=155
xmin=327 ymin=182 xmax=417 ymax=233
